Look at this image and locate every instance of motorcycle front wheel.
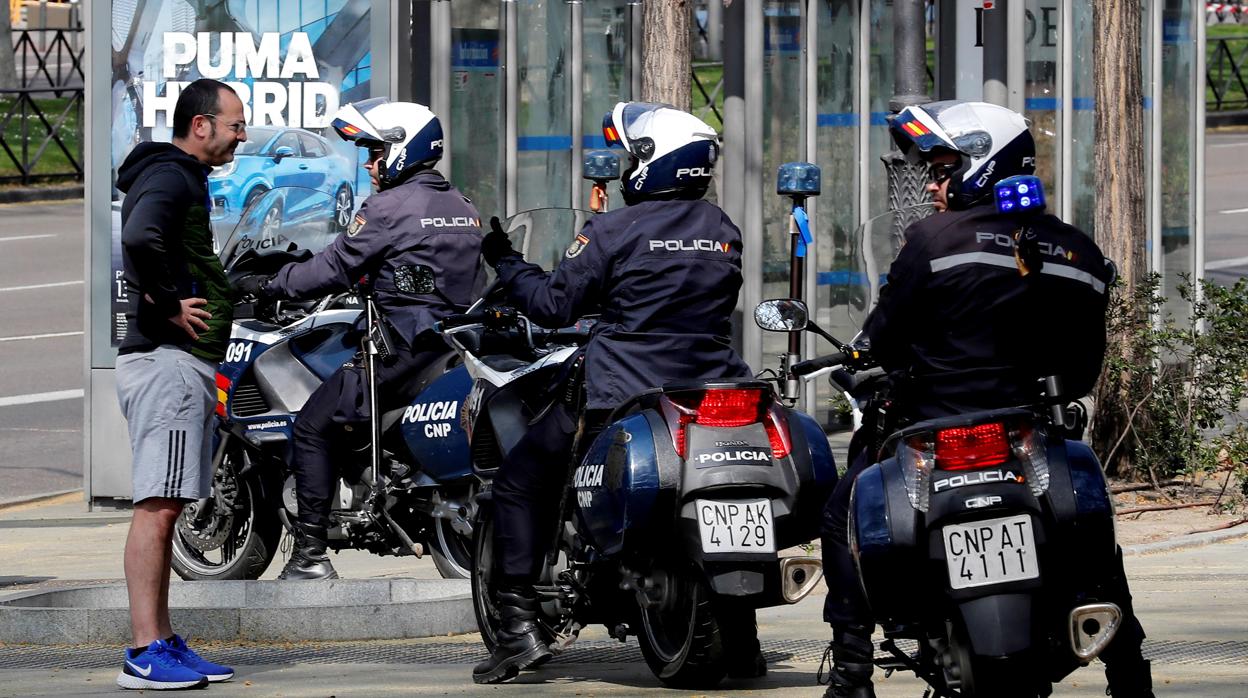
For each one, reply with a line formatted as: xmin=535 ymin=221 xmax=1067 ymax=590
xmin=170 ymin=448 xmax=282 ymax=581
xmin=636 ymin=565 xmax=730 ymax=689
xmin=429 ymin=515 xmax=473 ymax=579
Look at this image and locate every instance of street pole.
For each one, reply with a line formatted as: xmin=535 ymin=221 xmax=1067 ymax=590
xmin=884 ymin=0 xmax=931 ymax=236
xmin=982 ymin=0 xmax=1008 ymax=106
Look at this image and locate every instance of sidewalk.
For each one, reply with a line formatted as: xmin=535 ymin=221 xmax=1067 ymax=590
xmin=3 ymin=488 xmax=1248 ymax=696
xmin=0 ymin=537 xmax=1245 ymax=696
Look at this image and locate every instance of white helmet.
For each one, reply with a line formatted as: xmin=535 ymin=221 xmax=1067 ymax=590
xmin=331 ymin=98 xmax=443 ymax=189
xmin=602 ymin=102 xmax=719 ymax=205
xmin=889 ymin=101 xmax=1036 ymax=210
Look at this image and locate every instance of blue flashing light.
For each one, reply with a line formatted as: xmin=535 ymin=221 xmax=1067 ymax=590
xmin=994 ymin=175 xmax=1046 ymax=214
xmin=777 ymin=162 xmax=822 ymax=196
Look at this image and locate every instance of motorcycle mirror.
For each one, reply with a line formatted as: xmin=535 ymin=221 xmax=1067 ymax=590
xmin=754 ymin=298 xmax=809 ymax=332
xmin=273 ymin=146 xmax=296 ymax=163
xmin=395 ymin=264 xmax=437 ymax=295
xmin=583 ymin=150 xmax=621 ymax=181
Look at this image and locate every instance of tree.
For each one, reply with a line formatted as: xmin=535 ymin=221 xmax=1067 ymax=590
xmin=1090 ymin=0 xmax=1147 ymax=477
xmin=0 ymin=2 xmax=19 ymax=90
xmin=641 ymin=0 xmax=691 ymax=110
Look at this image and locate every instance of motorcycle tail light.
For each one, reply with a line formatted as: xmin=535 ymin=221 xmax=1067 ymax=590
xmin=214 ymin=372 xmax=231 ymax=418
xmin=897 ymin=434 xmax=935 ymax=512
xmin=763 ymin=406 xmax=792 ymax=459
xmin=667 ymin=388 xmax=789 ymax=459
xmin=935 ymin=422 xmax=1010 ymax=470
xmin=1011 ymin=421 xmax=1051 ymax=496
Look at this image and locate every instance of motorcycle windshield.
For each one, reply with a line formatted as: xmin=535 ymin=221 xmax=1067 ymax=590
xmin=217 ymin=187 xmax=342 ymax=272
xmin=495 ymin=207 xmax=596 ymax=277
xmin=840 ymin=204 xmax=937 ymax=330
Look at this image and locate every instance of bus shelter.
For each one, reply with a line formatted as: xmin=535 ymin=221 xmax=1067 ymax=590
xmin=83 ymin=0 xmax=1205 ymax=502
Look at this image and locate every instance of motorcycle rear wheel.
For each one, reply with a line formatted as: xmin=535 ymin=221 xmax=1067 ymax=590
xmin=170 ymin=450 xmax=281 ymax=581
xmin=636 ymin=566 xmax=729 ymax=689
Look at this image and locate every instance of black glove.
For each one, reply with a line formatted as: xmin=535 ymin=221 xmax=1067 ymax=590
xmin=481 ymin=216 xmax=517 ymax=268
xmin=235 ymin=274 xmax=273 ymax=302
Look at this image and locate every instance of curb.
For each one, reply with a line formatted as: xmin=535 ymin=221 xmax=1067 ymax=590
xmin=0 ymin=579 xmax=475 ymax=644
xmin=0 ymin=489 xmax=80 ymax=511
xmin=0 ymin=185 xmax=83 ymax=204
xmin=1123 ymin=524 xmax=1248 ymax=556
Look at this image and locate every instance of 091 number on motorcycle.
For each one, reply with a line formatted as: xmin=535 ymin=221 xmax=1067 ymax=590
xmin=695 ymin=499 xmax=776 ymax=554
xmin=943 ymin=514 xmax=1040 ymax=589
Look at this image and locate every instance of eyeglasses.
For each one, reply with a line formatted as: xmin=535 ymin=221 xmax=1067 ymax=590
xmin=366 ymin=146 xmax=387 ymax=162
xmin=200 ymin=114 xmax=246 ymax=134
xmin=929 ymin=162 xmax=957 ymax=185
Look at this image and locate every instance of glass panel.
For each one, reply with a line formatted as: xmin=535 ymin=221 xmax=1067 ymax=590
xmin=1069 ymin=0 xmax=1096 ymax=235
xmin=1160 ymin=0 xmax=1195 ymax=321
xmin=1025 ymin=0 xmax=1060 ymax=203
xmin=582 ymin=0 xmax=631 ymax=160
xmin=450 ymin=0 xmax=503 ymax=220
xmin=814 ymin=0 xmax=861 ymax=430
xmin=760 ymin=0 xmax=805 ymax=367
xmin=517 ymin=1 xmax=572 ymax=210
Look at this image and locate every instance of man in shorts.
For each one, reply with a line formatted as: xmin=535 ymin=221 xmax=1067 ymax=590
xmin=113 ymin=78 xmax=243 ymax=690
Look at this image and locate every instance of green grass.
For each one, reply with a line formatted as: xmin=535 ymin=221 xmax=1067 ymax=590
xmin=0 ymin=95 xmax=83 ymax=180
xmin=692 ymin=63 xmax=724 ymax=131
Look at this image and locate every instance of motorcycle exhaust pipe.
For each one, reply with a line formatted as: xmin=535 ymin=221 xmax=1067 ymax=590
xmin=1069 ymin=602 xmax=1122 ymax=661
xmin=780 ymin=556 xmax=823 ymax=604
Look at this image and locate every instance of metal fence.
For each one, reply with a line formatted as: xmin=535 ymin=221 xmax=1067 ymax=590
xmin=1208 ymin=36 xmax=1248 ymax=111
xmin=1 ymin=28 xmax=83 ymax=184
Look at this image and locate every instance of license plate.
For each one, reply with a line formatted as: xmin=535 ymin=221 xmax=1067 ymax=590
xmin=695 ymin=499 xmax=776 ymax=554
xmin=943 ymin=514 xmax=1040 ymax=590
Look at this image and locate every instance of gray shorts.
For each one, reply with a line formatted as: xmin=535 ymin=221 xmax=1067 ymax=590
xmin=115 ymin=346 xmax=217 ymax=503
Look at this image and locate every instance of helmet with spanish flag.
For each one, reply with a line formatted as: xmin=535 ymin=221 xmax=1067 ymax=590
xmin=602 ymin=102 xmax=719 ymax=206
xmin=888 ymin=100 xmax=1035 ymax=210
xmin=330 ymin=98 xmax=443 ymax=190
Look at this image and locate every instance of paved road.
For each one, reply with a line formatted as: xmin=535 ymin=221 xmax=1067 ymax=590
xmin=3 ymin=132 xmax=1248 ymax=500
xmin=0 ymin=202 xmax=84 ymax=502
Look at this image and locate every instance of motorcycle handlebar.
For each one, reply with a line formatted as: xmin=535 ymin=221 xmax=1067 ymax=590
xmin=435 ymin=307 xmax=517 ymax=332
xmin=791 ymin=352 xmax=849 ymax=377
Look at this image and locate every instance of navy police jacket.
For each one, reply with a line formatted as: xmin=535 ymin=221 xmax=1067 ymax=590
xmin=863 ymin=203 xmax=1115 ymax=420
xmin=266 ymin=170 xmax=486 ymax=348
xmin=495 ymin=199 xmax=753 ymax=410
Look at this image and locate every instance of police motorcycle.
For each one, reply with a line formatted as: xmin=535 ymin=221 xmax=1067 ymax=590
xmin=779 ymin=179 xmax=1123 ymax=698
xmin=170 ymin=187 xmax=476 ymax=581
xmin=438 ymin=155 xmax=837 ymax=687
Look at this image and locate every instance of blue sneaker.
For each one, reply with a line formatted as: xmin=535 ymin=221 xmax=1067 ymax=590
xmin=116 ymin=639 xmax=208 ymax=690
xmin=167 ymin=634 xmax=235 ymax=682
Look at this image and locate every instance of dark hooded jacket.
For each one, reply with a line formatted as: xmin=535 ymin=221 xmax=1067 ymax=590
xmin=116 ymin=142 xmax=234 ymax=362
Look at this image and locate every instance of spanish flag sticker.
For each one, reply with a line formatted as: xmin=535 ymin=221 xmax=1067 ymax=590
xmin=903 ymin=120 xmax=931 ymax=137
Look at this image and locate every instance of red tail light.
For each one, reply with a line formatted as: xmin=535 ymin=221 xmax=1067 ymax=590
xmin=935 ymin=422 xmax=1010 ymax=470
xmin=669 ymin=388 xmax=790 ymax=459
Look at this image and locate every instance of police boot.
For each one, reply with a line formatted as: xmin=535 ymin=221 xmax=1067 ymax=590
xmin=472 ymin=586 xmax=553 ymax=684
xmin=1105 ymin=659 xmax=1155 ymax=698
xmin=819 ymin=626 xmax=876 ymax=698
xmin=277 ymin=523 xmax=338 ymax=580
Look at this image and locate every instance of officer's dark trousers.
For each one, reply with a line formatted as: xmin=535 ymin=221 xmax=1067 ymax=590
xmin=492 ymin=403 xmax=610 ymax=584
xmin=291 ymin=334 xmax=449 ymax=530
xmin=820 ymin=448 xmax=1149 ymax=663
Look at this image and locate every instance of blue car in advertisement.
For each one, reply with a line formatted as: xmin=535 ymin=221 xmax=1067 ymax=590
xmin=209 ymin=126 xmax=357 ymax=234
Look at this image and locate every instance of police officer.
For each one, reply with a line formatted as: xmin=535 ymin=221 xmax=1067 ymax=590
xmin=471 ymin=103 xmax=755 ymax=684
xmin=818 ymin=101 xmax=1153 ymax=698
xmin=238 ymin=99 xmax=485 ymax=580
